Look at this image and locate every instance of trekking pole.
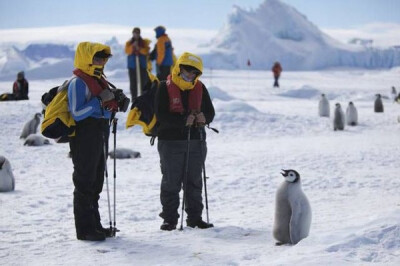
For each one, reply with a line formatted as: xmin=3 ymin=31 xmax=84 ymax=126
xmin=135 ymin=55 xmax=142 ymax=96
xmin=112 ymin=118 xmax=118 ymax=236
xmin=198 ymin=127 xmax=210 ymax=224
xmin=179 ymin=126 xmax=191 ymax=231
xmin=102 ymin=133 xmax=113 ymax=234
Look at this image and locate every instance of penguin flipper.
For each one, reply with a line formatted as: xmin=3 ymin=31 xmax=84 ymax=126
xmin=289 ymin=202 xmax=302 ymax=244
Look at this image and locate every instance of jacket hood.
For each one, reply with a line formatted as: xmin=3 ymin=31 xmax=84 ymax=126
xmin=74 ymin=42 xmax=111 ymax=78
xmin=154 ymin=26 xmax=166 ymax=38
xmin=171 ymin=52 xmax=203 ymax=91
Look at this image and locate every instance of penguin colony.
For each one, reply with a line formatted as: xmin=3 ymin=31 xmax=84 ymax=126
xmin=319 ymin=87 xmax=393 ymax=130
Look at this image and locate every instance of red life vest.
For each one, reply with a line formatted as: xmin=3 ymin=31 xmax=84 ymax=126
xmin=72 ymin=69 xmax=108 ymax=96
xmin=166 ymin=76 xmax=203 ymax=114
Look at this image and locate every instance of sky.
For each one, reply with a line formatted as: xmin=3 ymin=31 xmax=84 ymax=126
xmin=0 ymin=0 xmax=400 ymax=30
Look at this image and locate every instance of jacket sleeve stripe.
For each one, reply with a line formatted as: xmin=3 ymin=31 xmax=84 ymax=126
xmin=69 ymin=78 xmax=94 ymax=120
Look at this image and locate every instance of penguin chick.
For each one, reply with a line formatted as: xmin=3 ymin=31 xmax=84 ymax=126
xmin=318 ymin=93 xmax=330 ymax=117
xmin=346 ymin=101 xmax=358 ymax=126
xmin=0 ymin=155 xmax=15 ymax=192
xmin=333 ymin=103 xmax=345 ymax=131
xmin=273 ymin=169 xmax=312 ymax=245
xmin=20 ymin=113 xmax=41 ymax=139
xmin=24 ymin=134 xmax=50 ymax=146
xmin=374 ymin=94 xmax=384 ymax=113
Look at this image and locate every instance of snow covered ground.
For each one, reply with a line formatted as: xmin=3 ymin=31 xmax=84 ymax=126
xmin=0 ymin=68 xmax=399 ymax=265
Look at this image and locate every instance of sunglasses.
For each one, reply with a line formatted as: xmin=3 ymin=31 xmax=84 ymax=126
xmin=181 ymin=66 xmax=201 ymax=76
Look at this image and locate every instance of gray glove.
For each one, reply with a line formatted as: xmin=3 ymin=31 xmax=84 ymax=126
xmin=186 ymin=114 xmax=196 ymax=127
xmin=98 ymin=89 xmax=115 ymax=103
xmin=195 ymin=112 xmax=206 ymax=126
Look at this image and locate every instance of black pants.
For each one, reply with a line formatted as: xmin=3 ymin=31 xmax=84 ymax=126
xmin=273 ymin=75 xmax=280 ymax=87
xmin=158 ymin=140 xmax=206 ymax=224
xmin=156 ymin=65 xmax=171 ymax=81
xmin=128 ymin=67 xmax=148 ymax=98
xmin=69 ymin=117 xmax=110 ymax=236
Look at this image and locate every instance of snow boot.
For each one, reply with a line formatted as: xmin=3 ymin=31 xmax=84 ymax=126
xmin=77 ymin=230 xmax=106 ymax=241
xmin=97 ymin=225 xmax=116 ymax=237
xmin=160 ymin=221 xmax=177 ymax=231
xmin=186 ymin=219 xmax=214 ymax=229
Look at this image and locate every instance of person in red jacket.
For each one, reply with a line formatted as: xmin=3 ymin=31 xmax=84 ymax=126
xmin=13 ymin=71 xmax=29 ymax=100
xmin=272 ymin=62 xmax=282 ymax=88
xmin=1 ymin=71 xmax=29 ymax=101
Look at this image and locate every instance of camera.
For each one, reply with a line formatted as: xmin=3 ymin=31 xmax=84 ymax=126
xmin=113 ymin=89 xmax=130 ymax=112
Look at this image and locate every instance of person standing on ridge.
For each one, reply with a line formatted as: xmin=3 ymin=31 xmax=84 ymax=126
xmin=125 ymin=27 xmax=150 ymax=98
xmin=272 ymin=61 xmax=282 ymax=88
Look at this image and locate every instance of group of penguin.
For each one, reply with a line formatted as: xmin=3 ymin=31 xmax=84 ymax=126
xmin=0 ymin=112 xmax=47 ymax=192
xmin=20 ymin=112 xmax=50 ymax=146
xmin=318 ymin=87 xmax=397 ymax=130
xmin=319 ymin=94 xmax=359 ymax=131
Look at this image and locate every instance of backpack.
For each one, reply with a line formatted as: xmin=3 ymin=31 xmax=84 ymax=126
xmin=40 ymin=78 xmax=76 ymax=143
xmin=126 ymin=79 xmax=159 ymax=145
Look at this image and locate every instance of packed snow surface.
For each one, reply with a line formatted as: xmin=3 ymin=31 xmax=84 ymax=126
xmin=1 ymin=67 xmax=399 ymax=265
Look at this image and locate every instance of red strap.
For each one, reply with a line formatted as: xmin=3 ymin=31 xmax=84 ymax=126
xmin=73 ymin=69 xmax=108 ymax=96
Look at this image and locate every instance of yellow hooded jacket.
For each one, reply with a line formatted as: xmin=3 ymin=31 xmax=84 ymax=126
xmin=126 ymin=52 xmax=204 ymax=136
xmin=41 ymin=42 xmax=112 ymax=140
xmin=171 ymin=52 xmax=203 ymax=91
xmin=74 ymin=42 xmax=111 ymax=78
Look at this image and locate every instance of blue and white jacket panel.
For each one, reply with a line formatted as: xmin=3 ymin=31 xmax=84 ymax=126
xmin=67 ymin=77 xmax=112 ymax=121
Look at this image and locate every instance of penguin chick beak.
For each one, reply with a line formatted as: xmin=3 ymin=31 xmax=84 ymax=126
xmin=281 ymin=169 xmax=288 ymax=177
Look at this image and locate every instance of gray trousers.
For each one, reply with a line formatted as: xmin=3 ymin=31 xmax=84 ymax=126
xmin=158 ymin=139 xmax=206 ymax=224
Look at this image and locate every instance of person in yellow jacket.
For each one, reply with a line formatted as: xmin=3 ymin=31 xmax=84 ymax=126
xmin=68 ymin=42 xmax=122 ymax=241
xmin=150 ymin=26 xmax=173 ymax=81
xmin=125 ymin=27 xmax=150 ymax=98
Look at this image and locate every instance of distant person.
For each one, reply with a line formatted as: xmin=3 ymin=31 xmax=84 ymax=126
xmin=0 ymin=71 xmax=29 ymax=101
xmin=271 ymin=62 xmax=282 ymax=88
xmin=150 ymin=25 xmax=173 ymax=81
xmin=125 ymin=27 xmax=150 ymax=98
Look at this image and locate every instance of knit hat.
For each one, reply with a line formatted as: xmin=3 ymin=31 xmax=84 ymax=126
xmin=132 ymin=27 xmax=141 ymax=34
